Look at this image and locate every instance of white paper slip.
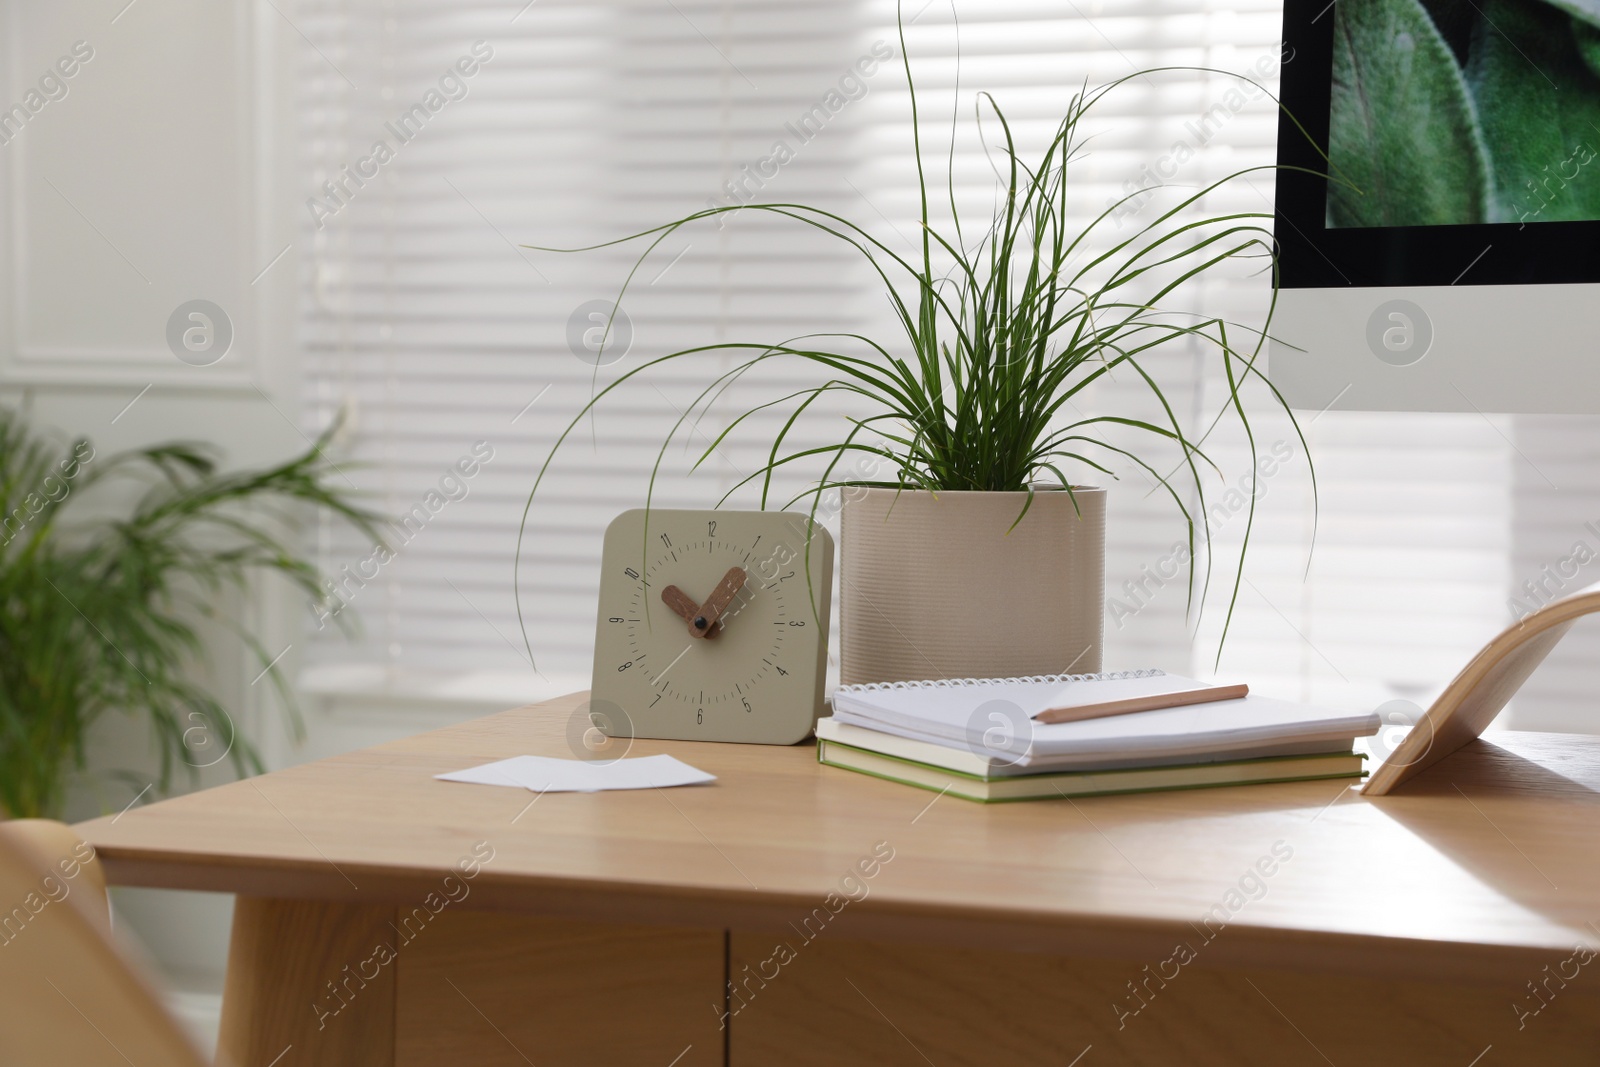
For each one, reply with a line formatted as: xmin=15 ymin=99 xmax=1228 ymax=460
xmin=435 ymin=754 xmax=715 ymax=793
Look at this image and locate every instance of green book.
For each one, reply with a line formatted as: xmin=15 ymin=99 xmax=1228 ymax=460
xmin=817 ymin=737 xmax=1367 ymax=803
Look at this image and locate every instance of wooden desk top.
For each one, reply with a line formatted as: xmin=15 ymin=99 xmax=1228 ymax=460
xmin=78 ymin=694 xmax=1600 ymax=983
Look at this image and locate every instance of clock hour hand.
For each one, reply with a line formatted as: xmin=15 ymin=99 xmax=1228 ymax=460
xmin=693 ymin=567 xmax=747 ymax=638
xmin=661 ymin=584 xmax=720 ymax=638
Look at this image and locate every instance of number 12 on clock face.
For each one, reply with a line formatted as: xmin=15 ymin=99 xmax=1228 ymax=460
xmin=590 ymin=509 xmax=834 ymax=745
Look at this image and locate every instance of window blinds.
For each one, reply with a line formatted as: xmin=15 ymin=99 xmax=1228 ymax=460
xmin=299 ymin=0 xmax=883 ymax=689
xmin=298 ymin=0 xmax=1554 ymax=731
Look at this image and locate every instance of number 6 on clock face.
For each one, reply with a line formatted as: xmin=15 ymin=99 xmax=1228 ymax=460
xmin=591 ymin=509 xmax=834 ymax=745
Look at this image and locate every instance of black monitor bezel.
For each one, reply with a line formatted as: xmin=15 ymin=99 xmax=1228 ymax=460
xmin=1275 ymin=0 xmax=1600 ymax=289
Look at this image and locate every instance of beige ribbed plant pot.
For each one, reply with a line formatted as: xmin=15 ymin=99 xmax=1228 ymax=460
xmin=839 ymin=486 xmax=1105 ymax=685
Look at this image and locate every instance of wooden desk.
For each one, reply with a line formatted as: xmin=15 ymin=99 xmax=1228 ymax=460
xmin=79 ymin=694 xmax=1600 ymax=1066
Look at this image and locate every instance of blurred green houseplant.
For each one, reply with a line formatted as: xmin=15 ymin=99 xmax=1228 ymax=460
xmin=0 ymin=409 xmax=380 ymax=819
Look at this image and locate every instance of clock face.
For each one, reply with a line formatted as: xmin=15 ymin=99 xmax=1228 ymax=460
xmin=591 ymin=509 xmax=834 ymax=745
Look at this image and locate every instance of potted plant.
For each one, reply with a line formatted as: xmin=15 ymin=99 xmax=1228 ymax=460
xmin=523 ymin=14 xmax=1313 ymax=684
xmin=0 ymin=409 xmax=379 ymax=819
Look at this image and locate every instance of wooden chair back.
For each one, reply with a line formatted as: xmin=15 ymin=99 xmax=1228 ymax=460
xmin=0 ymin=819 xmax=209 ymax=1067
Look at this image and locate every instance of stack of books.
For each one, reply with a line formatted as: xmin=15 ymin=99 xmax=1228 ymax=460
xmin=818 ymin=669 xmax=1380 ymax=802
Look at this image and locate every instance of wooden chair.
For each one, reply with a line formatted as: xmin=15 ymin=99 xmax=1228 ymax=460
xmin=0 ymin=819 xmax=209 ymax=1067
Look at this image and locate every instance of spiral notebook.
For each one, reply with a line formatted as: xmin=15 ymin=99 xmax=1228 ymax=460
xmin=829 ymin=669 xmax=1380 ymax=769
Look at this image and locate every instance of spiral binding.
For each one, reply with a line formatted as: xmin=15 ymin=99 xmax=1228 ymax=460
xmin=835 ymin=668 xmax=1165 ymax=693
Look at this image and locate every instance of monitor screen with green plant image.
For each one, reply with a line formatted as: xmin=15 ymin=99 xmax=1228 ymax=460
xmin=1326 ymin=0 xmax=1600 ymax=228
xmin=1269 ymin=0 xmax=1600 ymax=414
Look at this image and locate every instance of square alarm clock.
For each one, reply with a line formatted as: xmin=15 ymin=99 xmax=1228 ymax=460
xmin=590 ymin=509 xmax=833 ymax=744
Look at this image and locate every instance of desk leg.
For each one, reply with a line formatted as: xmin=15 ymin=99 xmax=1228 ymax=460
xmin=218 ymin=897 xmax=397 ymax=1067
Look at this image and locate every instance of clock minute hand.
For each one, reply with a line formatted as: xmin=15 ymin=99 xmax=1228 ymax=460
xmin=661 ymin=584 xmax=720 ymax=638
xmin=693 ymin=566 xmax=747 ymax=638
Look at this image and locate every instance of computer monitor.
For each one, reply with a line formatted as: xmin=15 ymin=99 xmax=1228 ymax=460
xmin=1270 ymin=0 xmax=1600 ymax=413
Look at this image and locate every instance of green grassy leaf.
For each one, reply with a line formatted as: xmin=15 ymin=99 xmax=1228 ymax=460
xmin=1467 ymin=0 xmax=1600 ymax=223
xmin=1329 ymin=0 xmax=1493 ymax=226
